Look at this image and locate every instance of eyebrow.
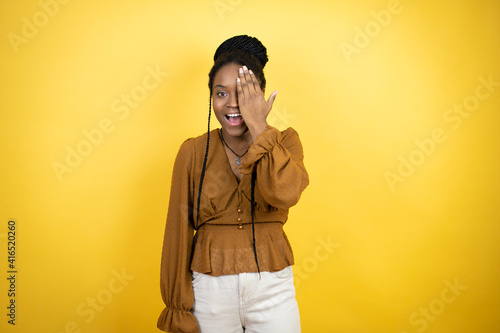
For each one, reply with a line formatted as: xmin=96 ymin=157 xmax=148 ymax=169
xmin=214 ymin=84 xmax=226 ymax=88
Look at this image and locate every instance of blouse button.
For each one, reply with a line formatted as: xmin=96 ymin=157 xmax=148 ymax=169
xmin=237 ymin=208 xmax=242 ymax=213
xmin=238 ymin=225 xmax=243 ymax=229
xmin=237 ymin=217 xmax=242 ymax=222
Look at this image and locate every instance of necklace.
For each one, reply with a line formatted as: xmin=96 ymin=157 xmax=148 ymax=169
xmin=218 ymin=129 xmax=249 ymax=165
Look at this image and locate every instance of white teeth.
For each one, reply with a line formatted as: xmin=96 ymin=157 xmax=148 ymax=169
xmin=227 ymin=114 xmax=241 ymax=117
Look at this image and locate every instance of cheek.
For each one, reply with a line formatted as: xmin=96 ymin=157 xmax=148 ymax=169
xmin=212 ymin=98 xmax=225 ymax=117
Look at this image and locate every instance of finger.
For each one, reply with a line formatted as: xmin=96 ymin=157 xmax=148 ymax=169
xmin=238 ymin=67 xmax=250 ymax=97
xmin=236 ymin=76 xmax=245 ymax=100
xmin=248 ymin=69 xmax=261 ymax=93
xmin=242 ymin=66 xmax=255 ymax=92
xmin=242 ymin=66 xmax=255 ymax=94
xmin=266 ymin=90 xmax=278 ymax=110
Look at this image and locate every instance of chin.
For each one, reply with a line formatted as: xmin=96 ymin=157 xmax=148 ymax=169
xmin=224 ymin=124 xmax=248 ymax=138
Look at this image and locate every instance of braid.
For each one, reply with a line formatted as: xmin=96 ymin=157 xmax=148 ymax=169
xmin=214 ymin=35 xmax=268 ymax=67
xmin=197 ymin=35 xmax=268 ymax=273
xmin=194 ymin=95 xmax=211 ymax=244
xmin=251 ymin=169 xmax=261 ymax=276
xmin=209 ymin=35 xmax=268 ymax=95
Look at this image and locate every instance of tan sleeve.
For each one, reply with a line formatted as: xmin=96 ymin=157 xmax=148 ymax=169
xmin=157 ymin=138 xmax=199 ymax=333
xmin=239 ymin=125 xmax=309 ymax=210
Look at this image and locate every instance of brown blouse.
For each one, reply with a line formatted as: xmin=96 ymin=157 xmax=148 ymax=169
xmin=157 ymin=125 xmax=309 ymax=333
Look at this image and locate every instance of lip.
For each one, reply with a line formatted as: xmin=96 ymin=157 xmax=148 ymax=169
xmin=224 ymin=113 xmax=244 ymax=127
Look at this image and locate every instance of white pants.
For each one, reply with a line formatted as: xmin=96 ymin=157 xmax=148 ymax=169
xmin=191 ymin=266 xmax=301 ymax=333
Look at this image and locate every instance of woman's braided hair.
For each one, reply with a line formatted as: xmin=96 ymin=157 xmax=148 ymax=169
xmin=194 ymin=35 xmax=268 ymax=274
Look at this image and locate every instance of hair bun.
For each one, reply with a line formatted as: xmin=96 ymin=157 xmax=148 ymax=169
xmin=213 ymin=35 xmax=268 ymax=67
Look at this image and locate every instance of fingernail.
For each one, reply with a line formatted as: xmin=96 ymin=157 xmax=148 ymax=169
xmin=249 ymin=69 xmax=253 ymax=75
xmin=239 ymin=67 xmax=243 ymax=73
xmin=243 ymin=66 xmax=248 ymax=71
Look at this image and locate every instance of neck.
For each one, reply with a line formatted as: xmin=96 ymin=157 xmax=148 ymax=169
xmin=220 ymin=128 xmax=252 ymax=153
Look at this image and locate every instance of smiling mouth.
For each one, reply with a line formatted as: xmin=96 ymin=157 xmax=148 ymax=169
xmin=225 ymin=113 xmax=244 ymax=126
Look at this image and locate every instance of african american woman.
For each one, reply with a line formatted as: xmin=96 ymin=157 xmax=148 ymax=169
xmin=157 ymin=35 xmax=309 ymax=333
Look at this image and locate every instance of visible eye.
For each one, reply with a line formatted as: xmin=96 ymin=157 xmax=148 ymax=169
xmin=216 ymin=91 xmax=227 ymax=98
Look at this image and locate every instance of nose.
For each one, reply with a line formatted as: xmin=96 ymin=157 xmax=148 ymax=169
xmin=227 ymin=93 xmax=238 ymax=109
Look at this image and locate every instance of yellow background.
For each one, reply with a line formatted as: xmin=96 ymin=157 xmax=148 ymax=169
xmin=1 ymin=0 xmax=499 ymax=332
